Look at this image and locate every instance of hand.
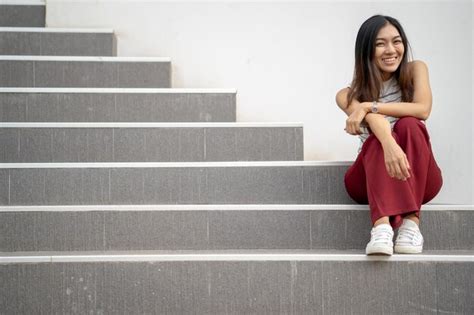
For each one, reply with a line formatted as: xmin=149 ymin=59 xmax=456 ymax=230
xmin=345 ymin=105 xmax=369 ymax=135
xmin=381 ymin=139 xmax=411 ymax=181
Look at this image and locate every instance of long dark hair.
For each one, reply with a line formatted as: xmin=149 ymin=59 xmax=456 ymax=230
xmin=347 ymin=15 xmax=414 ymax=104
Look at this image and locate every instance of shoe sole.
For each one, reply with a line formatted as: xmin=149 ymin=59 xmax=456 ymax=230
xmin=366 ymin=246 xmax=393 ymax=256
xmin=394 ymin=245 xmax=423 ymax=254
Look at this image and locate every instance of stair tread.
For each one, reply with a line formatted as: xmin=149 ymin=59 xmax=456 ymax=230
xmin=0 ymin=55 xmax=170 ymax=61
xmin=0 ymin=204 xmax=471 ymax=211
xmin=0 ymin=27 xmax=113 ymax=33
xmin=2 ymin=249 xmax=474 ymax=263
xmin=0 ymin=87 xmax=236 ymax=92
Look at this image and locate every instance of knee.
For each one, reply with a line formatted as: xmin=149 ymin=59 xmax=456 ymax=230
xmin=393 ymin=117 xmax=426 ymax=135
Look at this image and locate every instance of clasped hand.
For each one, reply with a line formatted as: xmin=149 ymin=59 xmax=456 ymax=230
xmin=344 ymin=102 xmax=411 ymax=181
xmin=344 ymin=102 xmax=368 ymax=135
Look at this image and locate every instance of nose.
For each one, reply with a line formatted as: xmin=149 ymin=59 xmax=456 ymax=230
xmin=385 ymin=43 xmax=396 ymax=54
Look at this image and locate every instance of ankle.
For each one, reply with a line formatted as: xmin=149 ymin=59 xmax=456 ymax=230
xmin=374 ymin=216 xmax=390 ymax=227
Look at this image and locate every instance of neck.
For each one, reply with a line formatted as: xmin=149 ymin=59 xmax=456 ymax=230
xmin=382 ymin=73 xmax=393 ymax=81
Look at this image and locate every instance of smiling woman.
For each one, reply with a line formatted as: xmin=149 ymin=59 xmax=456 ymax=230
xmin=374 ymin=26 xmax=405 ymax=80
xmin=335 ymin=15 xmax=443 ymax=256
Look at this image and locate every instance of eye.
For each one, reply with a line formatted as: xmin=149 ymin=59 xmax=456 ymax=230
xmin=394 ymin=39 xmax=403 ymax=44
xmin=376 ymin=42 xmax=384 ymax=47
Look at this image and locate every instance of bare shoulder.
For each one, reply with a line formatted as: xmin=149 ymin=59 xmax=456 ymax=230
xmin=408 ymin=60 xmax=429 ymax=75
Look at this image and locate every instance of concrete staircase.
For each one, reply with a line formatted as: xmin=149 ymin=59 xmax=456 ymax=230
xmin=1 ymin=2 xmax=473 ymax=314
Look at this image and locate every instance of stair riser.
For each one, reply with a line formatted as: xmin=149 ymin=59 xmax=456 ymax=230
xmin=0 ymin=210 xmax=471 ymax=251
xmin=0 ymin=127 xmax=303 ymax=162
xmin=0 ymin=32 xmax=116 ymax=56
xmin=1 ymin=261 xmax=472 ymax=314
xmin=0 ymin=92 xmax=236 ymax=122
xmin=0 ymin=166 xmax=351 ymax=205
xmin=0 ymin=5 xmax=45 ymax=27
xmin=0 ymin=60 xmax=171 ymax=87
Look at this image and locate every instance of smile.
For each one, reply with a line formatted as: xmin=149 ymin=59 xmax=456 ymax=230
xmin=382 ymin=56 xmax=398 ymax=65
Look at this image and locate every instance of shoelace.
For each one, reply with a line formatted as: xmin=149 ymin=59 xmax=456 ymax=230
xmin=396 ymin=227 xmax=421 ymax=245
xmin=371 ymin=228 xmax=393 ymax=244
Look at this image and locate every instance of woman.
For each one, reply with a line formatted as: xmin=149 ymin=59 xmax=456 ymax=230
xmin=335 ymin=15 xmax=443 ymax=256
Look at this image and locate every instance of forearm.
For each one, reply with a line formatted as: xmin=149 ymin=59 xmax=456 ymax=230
xmin=364 ymin=114 xmax=395 ymax=146
xmin=362 ymin=102 xmax=430 ymax=120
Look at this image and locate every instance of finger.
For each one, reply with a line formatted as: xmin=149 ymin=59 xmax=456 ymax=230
xmin=401 ymin=158 xmax=411 ymax=179
xmin=353 ymin=123 xmax=361 ymax=135
xmin=393 ymin=162 xmax=405 ymax=180
xmin=405 ymin=156 xmax=411 ymax=172
xmin=348 ymin=124 xmax=355 ymax=135
xmin=386 ymin=163 xmax=394 ymax=178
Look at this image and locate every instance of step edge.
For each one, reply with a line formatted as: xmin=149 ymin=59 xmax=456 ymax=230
xmin=1 ymin=204 xmax=473 ymax=212
xmin=0 ymin=27 xmax=114 ymax=33
xmin=0 ymin=161 xmax=353 ymax=168
xmin=0 ymin=122 xmax=303 ymax=128
xmin=0 ymin=87 xmax=237 ymax=93
xmin=1 ymin=251 xmax=473 ymax=263
xmin=0 ymin=1 xmax=44 ymax=5
xmin=0 ymin=56 xmax=171 ymax=62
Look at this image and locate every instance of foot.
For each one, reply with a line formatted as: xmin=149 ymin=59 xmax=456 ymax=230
xmin=394 ymin=219 xmax=423 ymax=254
xmin=365 ymin=223 xmax=394 ymax=255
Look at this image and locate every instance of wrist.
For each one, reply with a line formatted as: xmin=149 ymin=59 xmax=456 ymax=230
xmin=363 ymin=102 xmax=372 ymax=113
xmin=381 ymin=136 xmax=397 ymax=148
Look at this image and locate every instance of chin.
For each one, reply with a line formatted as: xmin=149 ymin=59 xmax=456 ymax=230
xmin=379 ymin=64 xmax=401 ymax=76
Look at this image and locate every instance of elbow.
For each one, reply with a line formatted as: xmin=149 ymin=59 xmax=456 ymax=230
xmin=420 ymin=108 xmax=431 ymax=121
xmin=418 ymin=112 xmax=429 ymax=121
xmin=418 ymin=103 xmax=431 ymax=121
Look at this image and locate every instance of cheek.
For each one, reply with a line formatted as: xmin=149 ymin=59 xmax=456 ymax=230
xmin=374 ymin=47 xmax=384 ymax=58
xmin=398 ymin=45 xmax=405 ymax=55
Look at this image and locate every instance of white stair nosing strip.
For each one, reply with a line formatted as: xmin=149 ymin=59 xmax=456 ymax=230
xmin=0 ymin=122 xmax=303 ymax=128
xmin=0 ymin=204 xmax=472 ymax=212
xmin=0 ymin=27 xmax=114 ymax=33
xmin=0 ymin=256 xmax=51 ymax=263
xmin=0 ymin=161 xmax=353 ymax=169
xmin=0 ymin=56 xmax=171 ymax=62
xmin=1 ymin=253 xmax=473 ymax=263
xmin=0 ymin=87 xmax=237 ymax=93
xmin=0 ymin=1 xmax=44 ymax=5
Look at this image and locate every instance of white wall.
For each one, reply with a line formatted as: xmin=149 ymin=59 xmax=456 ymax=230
xmin=46 ymin=0 xmax=473 ymax=204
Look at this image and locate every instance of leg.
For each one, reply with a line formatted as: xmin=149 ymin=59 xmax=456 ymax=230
xmin=345 ymin=117 xmax=443 ymax=225
xmin=361 ymin=132 xmax=419 ymax=229
xmin=392 ymin=117 xmax=443 ymax=214
xmin=344 ymin=152 xmax=368 ymax=205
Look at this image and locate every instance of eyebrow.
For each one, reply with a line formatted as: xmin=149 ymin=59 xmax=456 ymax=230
xmin=376 ymin=36 xmax=402 ymax=41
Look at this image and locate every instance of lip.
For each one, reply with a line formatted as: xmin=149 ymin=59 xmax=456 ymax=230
xmin=381 ymin=56 xmax=398 ymax=65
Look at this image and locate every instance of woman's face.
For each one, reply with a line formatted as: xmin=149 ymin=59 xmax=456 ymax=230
xmin=373 ymin=23 xmax=405 ymax=80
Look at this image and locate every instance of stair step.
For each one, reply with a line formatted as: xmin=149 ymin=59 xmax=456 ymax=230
xmin=0 ymin=2 xmax=45 ymax=27
xmin=2 ymin=249 xmax=473 ymax=263
xmin=0 ymin=123 xmax=303 ymax=162
xmin=0 ymin=56 xmax=171 ymax=88
xmin=0 ymin=88 xmax=236 ymax=122
xmin=0 ymin=161 xmax=352 ymax=205
xmin=1 ymin=205 xmax=472 ymax=252
xmin=1 ymin=249 xmax=472 ymax=314
xmin=0 ymin=27 xmax=116 ymax=56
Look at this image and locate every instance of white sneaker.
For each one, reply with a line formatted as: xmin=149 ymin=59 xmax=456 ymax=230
xmin=394 ymin=219 xmax=423 ymax=254
xmin=365 ymin=224 xmax=394 ymax=255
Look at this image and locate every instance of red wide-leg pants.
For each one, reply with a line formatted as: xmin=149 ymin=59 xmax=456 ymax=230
xmin=344 ymin=116 xmax=443 ymax=229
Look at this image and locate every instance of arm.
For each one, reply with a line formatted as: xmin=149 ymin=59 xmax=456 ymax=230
xmin=335 ymin=87 xmax=393 ymax=141
xmin=358 ymin=60 xmax=433 ymax=120
xmin=335 ymin=88 xmax=411 ymax=180
xmin=336 ymin=89 xmax=393 ymax=145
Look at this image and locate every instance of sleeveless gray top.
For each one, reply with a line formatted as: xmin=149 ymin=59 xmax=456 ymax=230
xmin=357 ymin=77 xmax=401 ymax=153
